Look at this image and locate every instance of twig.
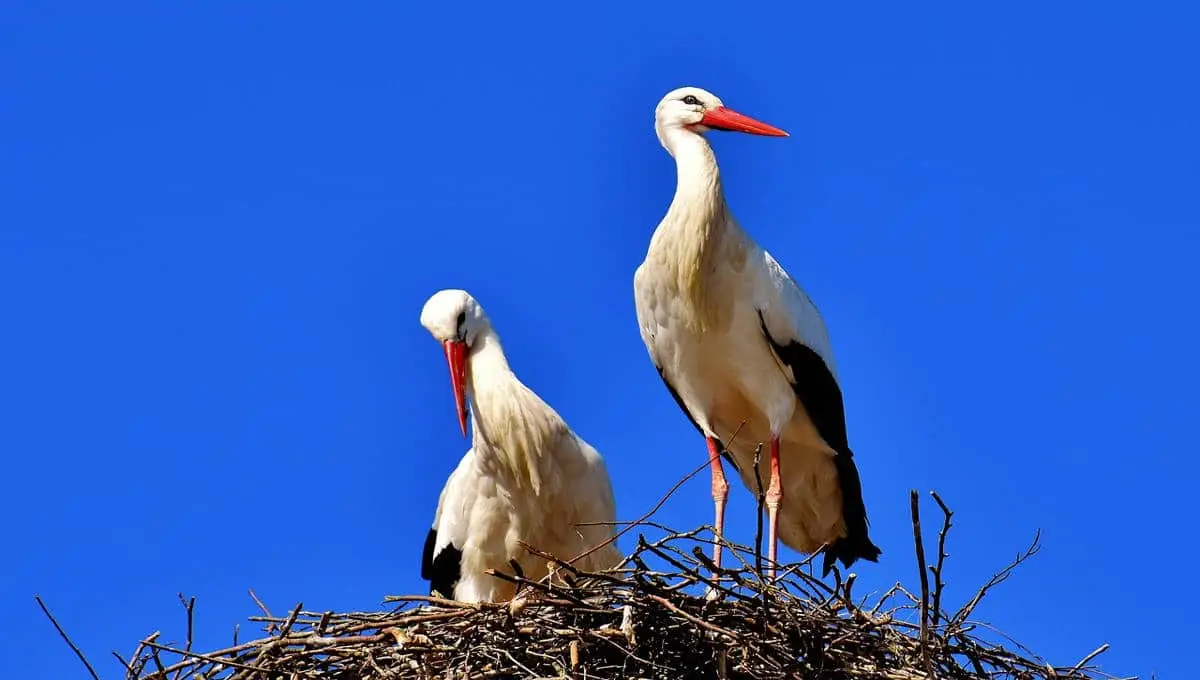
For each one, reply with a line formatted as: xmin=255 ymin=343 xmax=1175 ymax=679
xmin=955 ymin=632 xmax=989 ymax=677
xmin=751 ymin=442 xmax=766 ymax=586
xmin=141 ymin=640 xmax=264 ymax=675
xmin=750 ymin=442 xmax=769 ymax=635
xmin=909 ymin=490 xmax=932 ymax=677
xmin=382 ymin=594 xmax=485 ymax=609
xmin=952 ymin=529 xmax=1043 ymax=627
xmin=567 ymin=456 xmax=709 ymax=566
xmin=567 ymin=421 xmax=747 ymax=567
xmin=278 ymin=602 xmax=304 ymax=638
xmin=483 ymin=569 xmax=596 ymax=609
xmin=178 ymin=593 xmax=196 ymax=654
xmin=146 ymin=634 xmax=168 ymax=679
xmin=34 ymin=594 xmax=102 ymax=680
xmin=636 ymin=535 xmax=751 ymax=603
xmin=929 ymin=491 xmax=952 ymax=629
xmin=645 ymin=594 xmax=740 ymax=641
xmin=112 ymin=650 xmax=135 ymax=675
xmin=247 ymin=588 xmax=277 ymax=634
xmin=1069 ymin=643 xmax=1111 ymax=676
xmin=124 ymin=633 xmax=155 ymax=680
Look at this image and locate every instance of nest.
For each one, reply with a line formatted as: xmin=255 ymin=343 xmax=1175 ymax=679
xmin=42 ymin=490 xmax=1126 ymax=680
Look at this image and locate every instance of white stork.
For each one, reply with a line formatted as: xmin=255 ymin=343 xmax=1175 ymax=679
xmin=418 ymin=289 xmax=622 ymax=603
xmin=633 ymin=87 xmax=881 ymax=580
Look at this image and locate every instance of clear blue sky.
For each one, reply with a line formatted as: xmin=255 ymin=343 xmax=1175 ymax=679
xmin=2 ymin=2 xmax=1196 ymax=677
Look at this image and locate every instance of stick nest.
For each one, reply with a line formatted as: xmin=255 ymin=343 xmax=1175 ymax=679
xmin=76 ymin=491 xmax=1124 ymax=680
xmin=33 ymin=490 xmax=1123 ymax=680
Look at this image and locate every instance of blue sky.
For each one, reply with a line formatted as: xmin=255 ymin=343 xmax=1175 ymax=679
xmin=2 ymin=2 xmax=1197 ymax=677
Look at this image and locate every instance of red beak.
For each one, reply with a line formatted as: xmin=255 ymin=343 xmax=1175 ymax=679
xmin=442 ymin=340 xmax=468 ymax=437
xmin=700 ymin=106 xmax=789 ymax=137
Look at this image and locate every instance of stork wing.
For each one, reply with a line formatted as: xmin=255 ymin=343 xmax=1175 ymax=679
xmin=754 ymin=250 xmax=837 ymax=378
xmin=421 ymin=449 xmax=474 ymax=598
xmin=751 ymin=248 xmax=845 ymax=451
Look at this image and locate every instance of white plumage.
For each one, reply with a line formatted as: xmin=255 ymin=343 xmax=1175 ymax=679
xmin=633 ymin=87 xmax=881 ymax=582
xmin=419 ymin=289 xmax=621 ymax=603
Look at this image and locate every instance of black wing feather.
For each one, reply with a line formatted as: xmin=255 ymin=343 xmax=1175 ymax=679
xmin=420 ymin=527 xmax=462 ymax=599
xmin=758 ymin=311 xmax=881 ymax=576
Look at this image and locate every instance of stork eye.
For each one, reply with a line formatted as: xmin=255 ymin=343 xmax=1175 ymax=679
xmin=455 ymin=310 xmax=467 ymax=337
xmin=682 ymin=95 xmax=702 ymax=106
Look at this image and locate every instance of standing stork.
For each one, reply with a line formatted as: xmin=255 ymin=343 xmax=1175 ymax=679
xmin=418 ymin=289 xmax=621 ymax=603
xmin=633 ymin=87 xmax=881 ymax=580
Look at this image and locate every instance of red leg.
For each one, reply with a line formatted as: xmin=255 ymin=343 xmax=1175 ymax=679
xmin=765 ymin=436 xmax=783 ymax=580
xmin=706 ymin=437 xmax=729 ymax=578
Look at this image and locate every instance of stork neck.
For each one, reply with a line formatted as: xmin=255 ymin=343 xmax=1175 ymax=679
xmin=648 ymin=129 xmax=737 ymax=332
xmin=462 ymin=327 xmax=548 ymax=494
xmin=663 ymin=129 xmax=728 ymax=236
xmin=464 ymin=328 xmax=512 ymax=402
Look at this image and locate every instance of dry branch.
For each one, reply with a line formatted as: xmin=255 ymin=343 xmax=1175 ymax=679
xmin=35 ymin=594 xmax=102 ymax=680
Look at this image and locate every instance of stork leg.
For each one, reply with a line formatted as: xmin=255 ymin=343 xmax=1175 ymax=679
xmin=765 ymin=436 xmax=783 ymax=580
xmin=706 ymin=436 xmax=729 ymax=599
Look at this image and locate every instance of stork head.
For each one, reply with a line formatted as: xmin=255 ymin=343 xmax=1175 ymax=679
xmin=420 ymin=289 xmax=490 ymax=437
xmin=654 ymin=86 xmax=788 ymax=150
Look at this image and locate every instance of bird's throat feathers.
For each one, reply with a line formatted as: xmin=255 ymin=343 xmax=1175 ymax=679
xmin=465 ymin=335 xmax=559 ymax=494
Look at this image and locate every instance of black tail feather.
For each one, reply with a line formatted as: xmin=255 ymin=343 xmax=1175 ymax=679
xmin=820 ymin=447 xmax=881 ymax=577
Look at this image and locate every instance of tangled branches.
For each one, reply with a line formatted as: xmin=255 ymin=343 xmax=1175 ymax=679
xmin=39 ymin=489 xmax=1125 ymax=680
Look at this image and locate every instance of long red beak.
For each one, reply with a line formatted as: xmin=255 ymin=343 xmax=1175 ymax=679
xmin=442 ymin=340 xmax=468 ymax=437
xmin=701 ymin=106 xmax=789 ymax=137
